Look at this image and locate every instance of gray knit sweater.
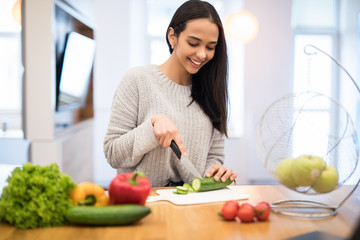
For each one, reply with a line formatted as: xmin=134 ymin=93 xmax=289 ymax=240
xmin=103 ymin=65 xmax=224 ymax=187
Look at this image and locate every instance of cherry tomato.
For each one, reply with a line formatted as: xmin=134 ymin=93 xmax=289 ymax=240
xmin=237 ymin=204 xmax=255 ymax=223
xmin=240 ymin=202 xmax=254 ymax=209
xmin=221 ymin=200 xmax=239 ymax=221
xmin=257 ymin=201 xmax=271 ymax=209
xmin=255 ymin=202 xmax=271 ymax=221
xmin=224 ymin=200 xmax=240 ymax=209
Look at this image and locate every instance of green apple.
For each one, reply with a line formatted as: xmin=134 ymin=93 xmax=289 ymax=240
xmin=313 ymin=165 xmax=339 ymax=193
xmin=275 ymin=158 xmax=298 ymax=189
xmin=291 ymin=155 xmax=326 ymax=186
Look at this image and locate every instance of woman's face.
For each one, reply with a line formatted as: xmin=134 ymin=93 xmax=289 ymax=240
xmin=170 ymin=18 xmax=219 ymax=75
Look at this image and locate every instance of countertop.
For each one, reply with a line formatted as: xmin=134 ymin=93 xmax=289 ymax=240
xmin=1 ymin=185 xmax=360 ymax=240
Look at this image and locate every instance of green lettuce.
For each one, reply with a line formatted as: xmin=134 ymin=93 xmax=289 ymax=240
xmin=0 ymin=163 xmax=76 ymax=229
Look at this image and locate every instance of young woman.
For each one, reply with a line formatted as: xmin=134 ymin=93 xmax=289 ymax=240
xmin=104 ymin=0 xmax=237 ymax=187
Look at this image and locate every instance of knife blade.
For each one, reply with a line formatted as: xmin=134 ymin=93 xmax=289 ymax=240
xmin=170 ymin=140 xmax=202 ymax=179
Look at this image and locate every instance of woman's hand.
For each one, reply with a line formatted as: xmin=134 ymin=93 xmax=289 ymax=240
xmin=205 ymin=163 xmax=237 ymax=182
xmin=151 ymin=114 xmax=187 ymax=156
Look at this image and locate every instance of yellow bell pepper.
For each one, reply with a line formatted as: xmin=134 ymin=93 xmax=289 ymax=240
xmin=70 ymin=182 xmax=109 ymax=207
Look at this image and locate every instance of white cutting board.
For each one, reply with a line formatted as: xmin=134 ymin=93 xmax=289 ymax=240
xmin=146 ymin=186 xmax=249 ymax=205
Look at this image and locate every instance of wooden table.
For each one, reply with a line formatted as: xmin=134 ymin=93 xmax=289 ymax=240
xmin=1 ymin=185 xmax=360 ymax=240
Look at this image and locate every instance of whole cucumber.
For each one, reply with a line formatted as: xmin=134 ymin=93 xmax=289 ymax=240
xmin=192 ymin=176 xmax=233 ymax=192
xmin=65 ymin=204 xmax=151 ymax=226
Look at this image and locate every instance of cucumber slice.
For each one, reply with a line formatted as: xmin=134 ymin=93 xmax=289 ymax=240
xmin=192 ymin=178 xmax=202 ymax=191
xmin=175 ymin=186 xmax=189 ymax=194
xmin=183 ymin=183 xmax=195 ymax=193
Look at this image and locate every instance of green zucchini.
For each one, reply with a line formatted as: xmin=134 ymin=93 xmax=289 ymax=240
xmin=65 ymin=204 xmax=151 ymax=226
xmin=192 ymin=176 xmax=233 ymax=192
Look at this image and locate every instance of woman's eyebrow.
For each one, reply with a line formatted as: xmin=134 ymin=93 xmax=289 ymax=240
xmin=187 ymin=36 xmax=217 ymax=44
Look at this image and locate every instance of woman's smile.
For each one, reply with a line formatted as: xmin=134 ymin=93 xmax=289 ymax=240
xmin=188 ymin=57 xmax=203 ymax=68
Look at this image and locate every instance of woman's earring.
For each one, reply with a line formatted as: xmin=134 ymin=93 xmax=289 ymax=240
xmin=171 ymin=45 xmax=174 ymax=49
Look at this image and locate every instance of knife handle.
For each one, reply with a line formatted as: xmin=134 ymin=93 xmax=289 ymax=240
xmin=170 ymin=140 xmax=182 ymax=159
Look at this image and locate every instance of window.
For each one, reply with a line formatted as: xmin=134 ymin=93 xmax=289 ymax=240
xmin=0 ymin=0 xmax=23 ymax=137
xmin=292 ymin=35 xmax=334 ymax=157
xmin=146 ymin=0 xmax=175 ymax=64
xmin=291 ymin=1 xmax=344 ymax=163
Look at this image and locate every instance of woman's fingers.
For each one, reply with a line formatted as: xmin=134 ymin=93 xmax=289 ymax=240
xmin=206 ymin=164 xmax=237 ymax=182
xmin=214 ymin=166 xmax=226 ymax=181
xmin=205 ymin=163 xmax=222 ymax=179
xmin=220 ymin=168 xmax=235 ymax=182
xmin=151 ymin=114 xmax=186 ymax=155
xmin=229 ymin=172 xmax=238 ymax=181
xmin=163 ymin=136 xmax=173 ymax=149
xmin=173 ymin=137 xmax=187 ymax=157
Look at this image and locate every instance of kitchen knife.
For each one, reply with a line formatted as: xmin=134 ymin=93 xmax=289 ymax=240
xmin=170 ymin=140 xmax=202 ymax=179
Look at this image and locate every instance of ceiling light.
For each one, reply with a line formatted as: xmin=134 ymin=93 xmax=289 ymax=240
xmin=225 ymin=11 xmax=259 ymax=43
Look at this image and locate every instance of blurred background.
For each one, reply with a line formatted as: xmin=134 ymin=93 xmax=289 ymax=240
xmin=0 ymin=0 xmax=359 ymax=189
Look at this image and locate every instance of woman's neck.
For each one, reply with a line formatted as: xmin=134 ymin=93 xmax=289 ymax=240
xmin=158 ymin=56 xmax=192 ymax=86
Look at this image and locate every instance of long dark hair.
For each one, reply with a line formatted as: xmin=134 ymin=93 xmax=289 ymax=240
xmin=166 ymin=0 xmax=229 ymax=136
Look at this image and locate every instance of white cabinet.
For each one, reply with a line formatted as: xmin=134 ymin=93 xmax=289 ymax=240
xmin=22 ymin=0 xmax=95 ymax=183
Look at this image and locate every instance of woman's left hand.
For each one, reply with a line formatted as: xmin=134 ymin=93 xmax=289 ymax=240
xmin=205 ymin=163 xmax=237 ymax=182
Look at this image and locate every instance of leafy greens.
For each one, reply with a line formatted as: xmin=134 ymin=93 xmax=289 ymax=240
xmin=0 ymin=163 xmax=76 ymax=229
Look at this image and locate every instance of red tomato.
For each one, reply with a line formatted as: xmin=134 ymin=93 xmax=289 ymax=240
xmin=258 ymin=201 xmax=270 ymax=209
xmin=240 ymin=202 xmax=254 ymax=209
xmin=221 ymin=200 xmax=239 ymax=221
xmin=237 ymin=205 xmax=255 ymax=223
xmin=255 ymin=202 xmax=271 ymax=221
xmin=224 ymin=200 xmax=240 ymax=209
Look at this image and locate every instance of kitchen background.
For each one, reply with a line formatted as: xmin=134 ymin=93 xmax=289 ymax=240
xmin=0 ymin=0 xmax=360 ymax=191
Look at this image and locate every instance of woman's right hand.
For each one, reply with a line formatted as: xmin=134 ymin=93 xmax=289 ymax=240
xmin=151 ymin=114 xmax=187 ymax=157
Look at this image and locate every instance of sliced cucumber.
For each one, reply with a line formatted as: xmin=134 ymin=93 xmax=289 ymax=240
xmin=175 ymin=186 xmax=189 ymax=195
xmin=192 ymin=176 xmax=233 ymax=192
xmin=183 ymin=183 xmax=195 ymax=193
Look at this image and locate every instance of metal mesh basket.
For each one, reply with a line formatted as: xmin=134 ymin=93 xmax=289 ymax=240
xmin=254 ymin=45 xmax=360 ymax=219
xmin=256 ymin=91 xmax=359 ymax=194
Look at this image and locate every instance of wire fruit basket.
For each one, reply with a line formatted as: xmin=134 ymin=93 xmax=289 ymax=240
xmin=256 ymin=45 xmax=360 ymax=219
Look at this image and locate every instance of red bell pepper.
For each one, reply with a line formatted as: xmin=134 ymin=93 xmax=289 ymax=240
xmin=108 ymin=171 xmax=151 ymax=206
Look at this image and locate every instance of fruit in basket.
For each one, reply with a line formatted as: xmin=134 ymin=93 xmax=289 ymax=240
xmin=256 ymin=91 xmax=359 ymax=198
xmin=291 ymin=155 xmax=326 ymax=186
xmin=312 ymin=165 xmax=339 ymax=193
xmin=275 ymin=158 xmax=298 ymax=189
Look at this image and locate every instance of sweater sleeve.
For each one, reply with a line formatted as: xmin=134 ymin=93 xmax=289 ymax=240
xmin=103 ymin=69 xmax=159 ymax=169
xmin=204 ymin=129 xmax=225 ymax=173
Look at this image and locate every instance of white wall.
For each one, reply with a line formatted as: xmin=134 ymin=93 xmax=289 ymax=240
xmin=18 ymin=0 xmax=96 ymax=183
xmin=227 ymin=0 xmax=293 ymax=184
xmin=340 ymin=0 xmax=360 ymax=119
xmin=339 ymin=0 xmax=360 ymax=185
xmin=93 ymin=0 xmax=132 ymax=186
